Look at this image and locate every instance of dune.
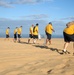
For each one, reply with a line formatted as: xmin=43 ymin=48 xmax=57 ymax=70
xmin=0 ymin=38 xmax=74 ymax=75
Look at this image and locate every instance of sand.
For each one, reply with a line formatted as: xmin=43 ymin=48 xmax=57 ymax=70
xmin=0 ymin=38 xmax=74 ymax=75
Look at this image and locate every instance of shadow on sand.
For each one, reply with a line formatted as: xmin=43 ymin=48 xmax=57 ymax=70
xmin=18 ymin=41 xmax=64 ymax=55
xmin=18 ymin=41 xmax=33 ymax=44
xmin=33 ymin=44 xmax=64 ymax=55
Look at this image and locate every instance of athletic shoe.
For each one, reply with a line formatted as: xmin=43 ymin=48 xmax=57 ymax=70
xmin=62 ymin=50 xmax=70 ymax=54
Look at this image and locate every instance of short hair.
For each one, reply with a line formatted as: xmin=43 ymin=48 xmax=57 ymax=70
xmin=8 ymin=27 xmax=10 ymax=29
xmin=20 ymin=26 xmax=22 ymax=27
xmin=32 ymin=24 xmax=34 ymax=26
xmin=36 ymin=23 xmax=39 ymax=26
xmin=49 ymin=22 xmax=52 ymax=25
xmin=16 ymin=27 xmax=18 ymax=28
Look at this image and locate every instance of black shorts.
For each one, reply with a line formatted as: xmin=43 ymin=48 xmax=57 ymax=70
xmin=14 ymin=34 xmax=17 ymax=39
xmin=29 ymin=34 xmax=33 ymax=38
xmin=18 ymin=34 xmax=21 ymax=38
xmin=6 ymin=34 xmax=9 ymax=38
xmin=46 ymin=32 xmax=51 ymax=40
xmin=63 ymin=32 xmax=74 ymax=42
xmin=33 ymin=35 xmax=38 ymax=39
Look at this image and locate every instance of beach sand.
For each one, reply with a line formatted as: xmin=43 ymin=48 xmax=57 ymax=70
xmin=0 ymin=38 xmax=74 ymax=75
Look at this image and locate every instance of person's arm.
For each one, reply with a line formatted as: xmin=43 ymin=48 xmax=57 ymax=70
xmin=51 ymin=29 xmax=55 ymax=32
xmin=30 ymin=29 xmax=33 ymax=34
xmin=51 ymin=25 xmax=55 ymax=32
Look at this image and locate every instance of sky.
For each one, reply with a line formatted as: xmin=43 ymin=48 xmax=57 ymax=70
xmin=0 ymin=0 xmax=74 ymax=37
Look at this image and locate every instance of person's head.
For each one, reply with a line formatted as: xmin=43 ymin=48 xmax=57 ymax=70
xmin=66 ymin=24 xmax=67 ymax=26
xmin=16 ymin=27 xmax=18 ymax=29
xmin=32 ymin=24 xmax=34 ymax=27
xmin=66 ymin=22 xmax=71 ymax=28
xmin=69 ymin=21 xmax=74 ymax=25
xmin=8 ymin=27 xmax=10 ymax=29
xmin=20 ymin=26 xmax=22 ymax=28
xmin=36 ymin=23 xmax=39 ymax=26
xmin=49 ymin=22 xmax=52 ymax=25
xmin=66 ymin=21 xmax=74 ymax=28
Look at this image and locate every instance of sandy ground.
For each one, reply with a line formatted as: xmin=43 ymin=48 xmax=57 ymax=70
xmin=0 ymin=38 xmax=74 ymax=75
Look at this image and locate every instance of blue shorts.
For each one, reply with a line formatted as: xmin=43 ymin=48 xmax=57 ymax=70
xmin=29 ymin=34 xmax=33 ymax=38
xmin=14 ymin=34 xmax=17 ymax=39
xmin=46 ymin=32 xmax=51 ymax=40
xmin=63 ymin=32 xmax=74 ymax=42
xmin=33 ymin=35 xmax=38 ymax=39
xmin=6 ymin=34 xmax=9 ymax=38
xmin=18 ymin=34 xmax=21 ymax=38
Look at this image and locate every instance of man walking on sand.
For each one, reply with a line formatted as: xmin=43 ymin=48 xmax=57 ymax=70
xmin=28 ymin=24 xmax=34 ymax=43
xmin=45 ymin=22 xmax=55 ymax=46
xmin=5 ymin=27 xmax=10 ymax=40
xmin=17 ymin=26 xmax=22 ymax=43
xmin=63 ymin=21 xmax=74 ymax=55
xmin=33 ymin=23 xmax=39 ymax=44
xmin=14 ymin=27 xmax=18 ymax=42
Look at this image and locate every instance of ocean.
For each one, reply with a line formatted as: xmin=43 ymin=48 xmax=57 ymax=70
xmin=0 ymin=33 xmax=63 ymax=38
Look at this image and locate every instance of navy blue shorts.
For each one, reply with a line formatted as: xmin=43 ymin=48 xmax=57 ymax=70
xmin=46 ymin=32 xmax=51 ymax=40
xmin=6 ymin=34 xmax=9 ymax=38
xmin=29 ymin=34 xmax=33 ymax=38
xmin=63 ymin=32 xmax=74 ymax=42
xmin=14 ymin=34 xmax=17 ymax=39
xmin=33 ymin=35 xmax=38 ymax=39
xmin=18 ymin=34 xmax=21 ymax=38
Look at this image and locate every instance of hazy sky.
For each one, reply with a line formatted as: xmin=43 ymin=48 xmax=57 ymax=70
xmin=0 ymin=0 xmax=74 ymax=37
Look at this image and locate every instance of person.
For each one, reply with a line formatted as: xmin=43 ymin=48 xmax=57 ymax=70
xmin=33 ymin=23 xmax=39 ymax=44
xmin=28 ymin=24 xmax=34 ymax=43
xmin=14 ymin=27 xmax=18 ymax=42
xmin=17 ymin=26 xmax=22 ymax=42
xmin=45 ymin=22 xmax=55 ymax=45
xmin=62 ymin=21 xmax=74 ymax=54
xmin=5 ymin=27 xmax=10 ymax=40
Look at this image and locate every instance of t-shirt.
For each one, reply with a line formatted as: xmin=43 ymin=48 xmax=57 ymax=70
xmin=17 ymin=27 xmax=22 ymax=34
xmin=33 ymin=26 xmax=38 ymax=35
xmin=6 ymin=29 xmax=9 ymax=35
xmin=64 ymin=24 xmax=74 ymax=35
xmin=30 ymin=27 xmax=33 ymax=34
xmin=14 ymin=29 xmax=17 ymax=34
xmin=45 ymin=24 xmax=53 ymax=34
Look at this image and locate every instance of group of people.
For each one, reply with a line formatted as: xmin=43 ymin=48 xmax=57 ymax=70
xmin=5 ymin=26 xmax=22 ymax=42
xmin=28 ymin=23 xmax=39 ymax=44
xmin=45 ymin=21 xmax=74 ymax=54
xmin=28 ymin=22 xmax=55 ymax=44
xmin=5 ymin=21 xmax=74 ymax=54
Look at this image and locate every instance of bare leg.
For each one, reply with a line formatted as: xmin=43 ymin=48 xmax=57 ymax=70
xmin=63 ymin=42 xmax=69 ymax=51
xmin=73 ymin=42 xmax=74 ymax=49
xmin=28 ymin=39 xmax=30 ymax=43
xmin=33 ymin=39 xmax=36 ymax=44
xmin=63 ymin=42 xmax=70 ymax=54
xmin=49 ymin=39 xmax=51 ymax=45
xmin=46 ymin=39 xmax=48 ymax=45
xmin=18 ymin=38 xmax=20 ymax=42
xmin=73 ymin=42 xmax=74 ymax=55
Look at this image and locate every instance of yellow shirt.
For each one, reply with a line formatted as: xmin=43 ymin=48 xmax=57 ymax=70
xmin=33 ymin=26 xmax=38 ymax=35
xmin=17 ymin=27 xmax=22 ymax=34
xmin=45 ymin=24 xmax=53 ymax=34
xmin=64 ymin=25 xmax=74 ymax=34
xmin=14 ymin=29 xmax=17 ymax=34
xmin=30 ymin=27 xmax=33 ymax=34
xmin=6 ymin=29 xmax=9 ymax=35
